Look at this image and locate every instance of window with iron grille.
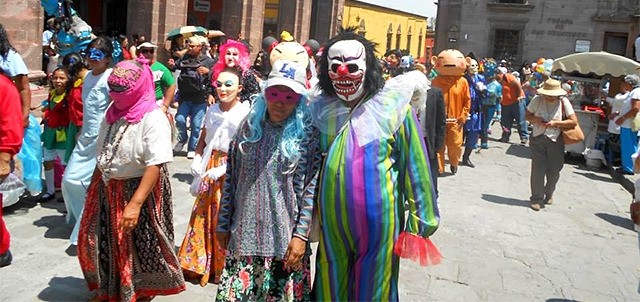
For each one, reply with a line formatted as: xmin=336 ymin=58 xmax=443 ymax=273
xmin=492 ymin=28 xmax=520 ymax=63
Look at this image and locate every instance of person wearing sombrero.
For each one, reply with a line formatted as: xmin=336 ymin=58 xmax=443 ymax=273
xmin=525 ymin=79 xmax=578 ymax=211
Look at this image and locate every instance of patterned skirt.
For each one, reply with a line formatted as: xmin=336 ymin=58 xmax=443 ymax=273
xmin=215 ymin=250 xmax=312 ymax=302
xmin=178 ymin=150 xmax=227 ymax=285
xmin=77 ymin=165 xmax=185 ymax=302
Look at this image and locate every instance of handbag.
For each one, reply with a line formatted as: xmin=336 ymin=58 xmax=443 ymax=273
xmin=560 ymin=99 xmax=584 ymax=145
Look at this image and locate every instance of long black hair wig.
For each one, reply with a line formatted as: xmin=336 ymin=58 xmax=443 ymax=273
xmin=0 ymin=23 xmax=16 ymax=58
xmin=317 ymin=27 xmax=385 ymax=100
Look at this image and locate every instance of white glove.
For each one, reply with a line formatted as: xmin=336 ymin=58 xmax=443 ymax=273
xmin=203 ymin=164 xmax=227 ymax=181
xmin=190 ymin=154 xmax=203 ymax=176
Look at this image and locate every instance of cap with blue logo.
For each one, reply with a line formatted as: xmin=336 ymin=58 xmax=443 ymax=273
xmin=267 ymin=60 xmax=308 ymax=94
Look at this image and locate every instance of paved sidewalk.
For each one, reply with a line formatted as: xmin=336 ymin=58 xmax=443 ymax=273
xmin=0 ymin=125 xmax=638 ymax=301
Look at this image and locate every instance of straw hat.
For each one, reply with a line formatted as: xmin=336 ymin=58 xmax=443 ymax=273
xmin=537 ymin=79 xmax=567 ymax=96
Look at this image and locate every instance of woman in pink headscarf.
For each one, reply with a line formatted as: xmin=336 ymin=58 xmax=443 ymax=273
xmin=77 ymin=58 xmax=185 ymax=302
xmin=211 ymin=39 xmax=260 ymax=103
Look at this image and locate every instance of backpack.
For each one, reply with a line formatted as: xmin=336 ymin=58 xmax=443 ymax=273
xmin=177 ymin=58 xmax=205 ymax=94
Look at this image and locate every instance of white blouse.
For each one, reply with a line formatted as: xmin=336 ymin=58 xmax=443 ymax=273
xmin=203 ymin=101 xmax=250 ymax=153
xmin=96 ymin=108 xmax=173 ymax=180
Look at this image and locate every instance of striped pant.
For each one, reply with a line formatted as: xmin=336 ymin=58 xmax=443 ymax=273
xmin=314 ymin=196 xmax=402 ymax=301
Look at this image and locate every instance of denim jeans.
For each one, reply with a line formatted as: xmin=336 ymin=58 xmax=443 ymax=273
xmin=481 ymin=105 xmax=497 ymax=146
xmin=175 ymin=101 xmax=207 ymax=152
xmin=501 ymin=100 xmax=529 ymax=141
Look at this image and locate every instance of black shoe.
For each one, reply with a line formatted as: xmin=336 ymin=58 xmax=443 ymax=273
xmin=462 ymin=158 xmax=475 ymax=168
xmin=450 ymin=166 xmax=458 ymax=174
xmin=0 ymin=250 xmax=12 ymax=268
xmin=40 ymin=193 xmax=55 ymax=202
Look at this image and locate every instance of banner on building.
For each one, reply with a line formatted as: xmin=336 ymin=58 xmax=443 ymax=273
xmin=194 ymin=0 xmax=210 ymax=12
xmin=575 ymin=40 xmax=591 ymax=53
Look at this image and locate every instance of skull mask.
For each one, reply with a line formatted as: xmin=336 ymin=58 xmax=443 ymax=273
xmin=327 ymin=40 xmax=367 ymax=102
xmin=467 ymin=58 xmax=479 ymax=75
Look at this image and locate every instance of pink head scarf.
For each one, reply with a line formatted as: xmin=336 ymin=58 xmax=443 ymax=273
xmin=105 ymin=58 xmax=158 ymax=124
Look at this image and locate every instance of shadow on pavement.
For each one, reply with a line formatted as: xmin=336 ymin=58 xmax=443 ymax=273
xmin=65 ymin=244 xmax=78 ymax=256
xmin=39 ymin=195 xmax=67 ymax=214
xmin=505 ymin=144 xmax=531 ymax=160
xmin=3 ymin=197 xmax=39 ymax=216
xmin=173 ymin=172 xmax=194 ymax=185
xmin=573 ymin=171 xmax=617 ymax=183
xmin=481 ymin=194 xmax=529 ymax=208
xmin=33 ymin=215 xmax=72 ymax=239
xmin=546 ymin=299 xmax=580 ymax=302
xmin=595 ymin=213 xmax=635 ymax=232
xmin=38 ymin=276 xmax=90 ymax=301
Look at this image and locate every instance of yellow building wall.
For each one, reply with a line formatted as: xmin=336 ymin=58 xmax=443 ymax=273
xmin=342 ymin=1 xmax=428 ymax=59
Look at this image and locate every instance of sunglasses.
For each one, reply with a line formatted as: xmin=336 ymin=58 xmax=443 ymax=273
xmin=139 ymin=49 xmax=154 ymax=54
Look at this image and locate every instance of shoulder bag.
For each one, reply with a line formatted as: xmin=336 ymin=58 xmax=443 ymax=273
xmin=560 ymin=99 xmax=584 ymax=145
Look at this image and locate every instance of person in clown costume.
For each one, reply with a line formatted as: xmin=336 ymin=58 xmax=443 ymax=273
xmin=430 ymin=49 xmax=471 ymax=174
xmin=310 ymin=27 xmax=440 ymax=301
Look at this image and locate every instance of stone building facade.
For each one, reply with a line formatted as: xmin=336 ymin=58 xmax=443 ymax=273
xmin=435 ymin=0 xmax=640 ymax=64
xmin=0 ymin=0 xmax=344 ymax=80
xmin=341 ymin=0 xmax=432 ymax=62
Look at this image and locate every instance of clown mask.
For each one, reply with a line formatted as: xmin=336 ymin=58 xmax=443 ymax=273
xmin=327 ymin=40 xmax=366 ymax=102
xmin=225 ymin=47 xmax=240 ymax=68
xmin=467 ymin=58 xmax=479 ymax=75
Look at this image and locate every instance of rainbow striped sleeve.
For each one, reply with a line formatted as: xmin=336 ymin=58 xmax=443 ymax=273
xmin=395 ymin=106 xmax=440 ymax=238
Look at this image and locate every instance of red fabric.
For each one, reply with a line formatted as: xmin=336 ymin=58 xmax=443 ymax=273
xmin=122 ymin=48 xmax=132 ymax=60
xmin=0 ymin=73 xmax=23 ymax=155
xmin=393 ymin=232 xmax=442 ymax=266
xmin=54 ymin=158 xmax=65 ymax=189
xmin=582 ymin=105 xmax=606 ymax=121
xmin=68 ymin=85 xmax=84 ymax=126
xmin=0 ymin=196 xmax=9 ymax=254
xmin=500 ymin=73 xmax=524 ymax=106
xmin=43 ymin=91 xmax=70 ymax=128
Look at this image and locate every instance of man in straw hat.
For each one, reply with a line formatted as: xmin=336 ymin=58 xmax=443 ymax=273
xmin=525 ymin=78 xmax=578 ymax=211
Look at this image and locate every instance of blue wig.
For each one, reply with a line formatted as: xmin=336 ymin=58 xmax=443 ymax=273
xmin=239 ymin=92 xmax=313 ymax=173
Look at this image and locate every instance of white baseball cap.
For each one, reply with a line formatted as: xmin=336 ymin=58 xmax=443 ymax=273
xmin=137 ymin=42 xmax=158 ymax=50
xmin=267 ymin=60 xmax=307 ymax=94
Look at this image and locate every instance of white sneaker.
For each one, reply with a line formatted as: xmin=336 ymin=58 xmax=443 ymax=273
xmin=187 ymin=151 xmax=195 ymax=159
xmin=173 ymin=142 xmax=185 ymax=152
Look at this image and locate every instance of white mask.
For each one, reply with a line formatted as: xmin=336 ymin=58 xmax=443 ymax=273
xmin=468 ymin=59 xmax=479 ymax=75
xmin=215 ymin=72 xmax=241 ymax=103
xmin=225 ymin=47 xmax=240 ymax=68
xmin=327 ymin=40 xmax=366 ymax=102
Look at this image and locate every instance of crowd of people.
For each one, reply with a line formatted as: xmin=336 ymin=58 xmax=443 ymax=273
xmin=2 ymin=8 xmax=640 ymax=301
xmin=0 ymin=21 xmax=444 ymax=301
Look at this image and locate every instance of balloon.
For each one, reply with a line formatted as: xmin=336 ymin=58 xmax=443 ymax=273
xmin=543 ymin=59 xmax=554 ymax=72
xmin=536 ymin=58 xmax=545 ymax=65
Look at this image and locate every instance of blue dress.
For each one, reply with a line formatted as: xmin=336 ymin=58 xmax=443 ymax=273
xmin=63 ymin=68 xmax=112 ymax=245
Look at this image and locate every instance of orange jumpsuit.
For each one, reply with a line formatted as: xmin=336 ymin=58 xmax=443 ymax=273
xmin=431 ymin=76 xmax=471 ymax=172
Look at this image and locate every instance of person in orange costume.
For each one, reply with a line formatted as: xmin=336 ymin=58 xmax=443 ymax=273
xmin=430 ymin=49 xmax=471 ymax=175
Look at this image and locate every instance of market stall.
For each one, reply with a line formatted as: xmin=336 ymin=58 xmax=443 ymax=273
xmin=552 ymin=52 xmax=640 ymax=157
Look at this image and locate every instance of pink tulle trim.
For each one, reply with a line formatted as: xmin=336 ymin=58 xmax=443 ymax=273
xmin=393 ymin=232 xmax=442 ymax=266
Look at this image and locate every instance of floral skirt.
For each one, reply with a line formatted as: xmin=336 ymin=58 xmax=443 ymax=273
xmin=215 ymin=251 xmax=312 ymax=302
xmin=77 ymin=165 xmax=185 ymax=302
xmin=178 ymin=150 xmax=227 ymax=285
